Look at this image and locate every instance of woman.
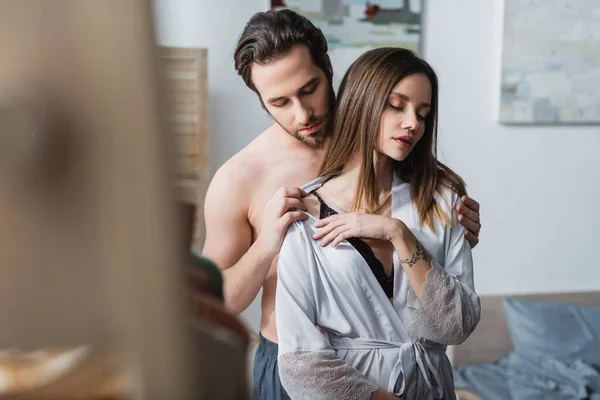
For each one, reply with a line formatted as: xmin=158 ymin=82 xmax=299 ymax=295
xmin=275 ymin=48 xmax=480 ymax=400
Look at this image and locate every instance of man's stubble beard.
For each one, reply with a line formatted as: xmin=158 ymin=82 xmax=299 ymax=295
xmin=271 ymin=82 xmax=336 ymax=149
xmin=289 ymin=120 xmax=329 ymax=148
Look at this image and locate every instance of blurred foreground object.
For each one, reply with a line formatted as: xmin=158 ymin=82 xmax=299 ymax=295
xmin=185 ymin=222 xmax=250 ymax=354
xmin=0 ymin=1 xmax=248 ymax=399
xmin=0 ymin=347 xmax=131 ymax=399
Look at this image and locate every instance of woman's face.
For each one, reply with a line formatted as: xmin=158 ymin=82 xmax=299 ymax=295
xmin=374 ymin=73 xmax=432 ymax=162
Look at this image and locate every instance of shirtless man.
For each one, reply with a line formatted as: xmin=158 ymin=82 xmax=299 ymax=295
xmin=202 ymin=9 xmax=482 ymax=400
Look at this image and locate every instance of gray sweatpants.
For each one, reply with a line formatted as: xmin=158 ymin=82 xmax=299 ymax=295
xmin=252 ymin=334 xmax=291 ymax=400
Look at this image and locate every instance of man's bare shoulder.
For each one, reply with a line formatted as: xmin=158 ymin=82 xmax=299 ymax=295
xmin=206 ymin=157 xmax=254 ymax=210
xmin=221 ymin=126 xmax=285 ymax=177
xmin=205 ymin=126 xmax=281 ymax=208
xmin=218 ymin=135 xmax=274 ymax=180
xmin=239 ymin=124 xmax=285 ymax=159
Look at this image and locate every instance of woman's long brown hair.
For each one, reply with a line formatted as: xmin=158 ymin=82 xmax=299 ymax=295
xmin=319 ymin=48 xmax=466 ymax=230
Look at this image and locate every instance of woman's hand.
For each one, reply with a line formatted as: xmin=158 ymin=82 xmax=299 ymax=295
xmin=312 ymin=213 xmax=407 ymax=247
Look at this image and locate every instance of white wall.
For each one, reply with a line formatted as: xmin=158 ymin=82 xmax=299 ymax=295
xmin=153 ymin=0 xmax=274 ymax=332
xmin=153 ymin=0 xmax=273 ymax=177
xmin=425 ymin=1 xmax=599 ymax=296
xmin=154 ymin=0 xmax=600 ymax=333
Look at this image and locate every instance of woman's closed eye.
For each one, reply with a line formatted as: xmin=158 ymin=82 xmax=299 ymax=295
xmin=389 ymin=103 xmax=428 ymax=121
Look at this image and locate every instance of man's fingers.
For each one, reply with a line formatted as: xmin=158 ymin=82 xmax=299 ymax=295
xmin=282 ymin=210 xmax=308 ymax=227
xmin=277 ymin=197 xmax=303 ymax=215
xmin=458 ymin=214 xmax=481 ymax=236
xmin=276 ymin=189 xmax=308 ymax=214
xmin=285 ymin=198 xmax=307 ymax=211
xmin=461 ymin=195 xmax=480 ymax=213
xmin=282 ymin=186 xmax=306 ymax=199
xmin=456 ymin=203 xmax=480 ymax=224
xmin=464 ymin=230 xmax=479 ymax=249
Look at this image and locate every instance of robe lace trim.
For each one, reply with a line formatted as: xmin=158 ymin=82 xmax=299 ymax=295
xmin=278 ymin=350 xmax=380 ymax=400
xmin=405 ymin=260 xmax=478 ymax=345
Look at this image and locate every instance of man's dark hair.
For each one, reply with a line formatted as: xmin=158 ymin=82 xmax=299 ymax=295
xmin=234 ymin=9 xmax=331 ymax=93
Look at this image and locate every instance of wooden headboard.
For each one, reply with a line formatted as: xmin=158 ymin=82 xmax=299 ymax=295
xmin=451 ymin=291 xmax=600 ymax=367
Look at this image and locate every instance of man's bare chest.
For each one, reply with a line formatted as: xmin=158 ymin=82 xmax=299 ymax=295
xmin=248 ymin=167 xmax=319 ymax=236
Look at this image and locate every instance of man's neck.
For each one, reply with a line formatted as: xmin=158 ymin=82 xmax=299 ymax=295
xmin=272 ymin=123 xmax=326 ymax=157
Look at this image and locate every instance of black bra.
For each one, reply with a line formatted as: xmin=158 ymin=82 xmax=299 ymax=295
xmin=313 ymin=192 xmax=394 ymax=298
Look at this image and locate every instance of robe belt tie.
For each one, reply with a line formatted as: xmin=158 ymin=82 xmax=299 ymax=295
xmin=328 ymin=336 xmax=446 ymax=399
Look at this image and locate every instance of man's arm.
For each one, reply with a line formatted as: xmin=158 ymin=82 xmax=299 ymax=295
xmin=201 ymin=166 xmax=307 ymax=315
xmin=201 ymin=166 xmax=268 ymax=314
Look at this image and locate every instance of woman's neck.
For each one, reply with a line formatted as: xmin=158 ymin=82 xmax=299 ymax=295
xmin=372 ymin=150 xmax=394 ymax=195
xmin=326 ymin=151 xmax=394 ymax=203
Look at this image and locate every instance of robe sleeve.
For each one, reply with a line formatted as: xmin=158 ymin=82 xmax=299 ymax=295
xmin=276 ymin=222 xmax=380 ymax=400
xmin=404 ymin=194 xmax=481 ymax=345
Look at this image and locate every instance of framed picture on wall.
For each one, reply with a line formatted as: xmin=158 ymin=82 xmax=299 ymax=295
xmin=500 ymin=0 xmax=600 ymax=125
xmin=271 ymin=0 xmax=423 ymax=88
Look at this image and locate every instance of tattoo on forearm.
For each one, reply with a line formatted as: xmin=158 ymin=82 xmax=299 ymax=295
xmin=399 ymin=241 xmax=431 ymax=268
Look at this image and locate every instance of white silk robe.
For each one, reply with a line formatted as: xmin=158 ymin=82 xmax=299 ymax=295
xmin=276 ymin=174 xmax=481 ymax=399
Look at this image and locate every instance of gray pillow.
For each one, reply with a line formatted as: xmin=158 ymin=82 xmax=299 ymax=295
xmin=503 ymin=299 xmax=600 ymax=365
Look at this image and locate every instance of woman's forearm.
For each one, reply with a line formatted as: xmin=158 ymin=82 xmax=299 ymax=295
xmin=389 ymin=219 xmax=432 ymax=297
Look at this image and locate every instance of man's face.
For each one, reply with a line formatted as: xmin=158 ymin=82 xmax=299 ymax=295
xmin=251 ymin=45 xmax=333 ymax=148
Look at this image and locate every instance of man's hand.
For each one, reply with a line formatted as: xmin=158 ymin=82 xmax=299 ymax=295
xmin=255 ymin=187 xmax=308 ymax=257
xmin=201 ymin=166 xmax=305 ymax=314
xmin=456 ymin=195 xmax=481 ymax=248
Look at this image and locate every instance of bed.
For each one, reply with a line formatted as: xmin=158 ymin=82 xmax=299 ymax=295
xmin=451 ymin=291 xmax=600 ymax=400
